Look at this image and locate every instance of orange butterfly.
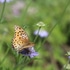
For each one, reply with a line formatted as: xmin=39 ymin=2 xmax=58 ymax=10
xmin=12 ymin=25 xmax=34 ymax=52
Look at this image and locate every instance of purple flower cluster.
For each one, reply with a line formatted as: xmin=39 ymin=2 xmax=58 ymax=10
xmin=19 ymin=47 xmax=38 ymax=58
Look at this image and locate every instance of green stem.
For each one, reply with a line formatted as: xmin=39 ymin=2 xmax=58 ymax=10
xmin=20 ymin=0 xmax=32 ymax=24
xmin=0 ymin=0 xmax=6 ymax=23
xmin=37 ymin=0 xmax=70 ymax=51
xmin=0 ymin=47 xmax=10 ymax=67
xmin=13 ymin=56 xmax=27 ymax=70
xmin=34 ymin=26 xmax=41 ymax=43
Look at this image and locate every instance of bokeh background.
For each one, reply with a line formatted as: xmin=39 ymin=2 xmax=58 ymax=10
xmin=0 ymin=0 xmax=70 ymax=70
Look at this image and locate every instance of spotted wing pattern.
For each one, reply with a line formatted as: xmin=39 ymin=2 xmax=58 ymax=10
xmin=12 ymin=25 xmax=34 ymax=52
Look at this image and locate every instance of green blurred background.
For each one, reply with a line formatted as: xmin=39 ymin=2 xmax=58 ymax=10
xmin=0 ymin=0 xmax=70 ymax=70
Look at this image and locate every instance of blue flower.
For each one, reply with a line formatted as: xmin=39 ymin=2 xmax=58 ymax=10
xmin=28 ymin=47 xmax=39 ymax=58
xmin=19 ymin=47 xmax=39 ymax=58
xmin=28 ymin=52 xmax=38 ymax=58
xmin=34 ymin=29 xmax=48 ymax=38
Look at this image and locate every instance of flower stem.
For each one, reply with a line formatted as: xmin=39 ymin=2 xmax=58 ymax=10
xmin=20 ymin=0 xmax=32 ymax=24
xmin=37 ymin=0 xmax=70 ymax=51
xmin=34 ymin=26 xmax=41 ymax=43
xmin=0 ymin=0 xmax=6 ymax=23
xmin=0 ymin=45 xmax=10 ymax=67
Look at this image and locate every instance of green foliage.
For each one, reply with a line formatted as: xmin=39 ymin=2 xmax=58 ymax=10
xmin=0 ymin=0 xmax=70 ymax=70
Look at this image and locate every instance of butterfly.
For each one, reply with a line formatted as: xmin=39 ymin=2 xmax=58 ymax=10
xmin=12 ymin=25 xmax=34 ymax=52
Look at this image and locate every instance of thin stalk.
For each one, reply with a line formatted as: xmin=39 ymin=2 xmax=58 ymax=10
xmin=0 ymin=47 xmax=10 ymax=67
xmin=0 ymin=0 xmax=6 ymax=23
xmin=34 ymin=26 xmax=41 ymax=43
xmin=37 ymin=0 xmax=70 ymax=51
xmin=20 ymin=0 xmax=32 ymax=24
xmin=13 ymin=56 xmax=27 ymax=70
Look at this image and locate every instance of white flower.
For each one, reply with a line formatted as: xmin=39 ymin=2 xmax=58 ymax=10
xmin=36 ymin=22 xmax=45 ymax=27
xmin=67 ymin=52 xmax=70 ymax=55
xmin=64 ymin=64 xmax=70 ymax=69
xmin=0 ymin=0 xmax=12 ymax=3
xmin=34 ymin=29 xmax=48 ymax=38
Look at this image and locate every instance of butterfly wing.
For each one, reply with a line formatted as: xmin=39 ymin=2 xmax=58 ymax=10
xmin=12 ymin=25 xmax=34 ymax=52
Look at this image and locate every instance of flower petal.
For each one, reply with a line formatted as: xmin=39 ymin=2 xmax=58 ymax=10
xmin=34 ymin=30 xmax=48 ymax=38
xmin=19 ymin=47 xmax=39 ymax=58
xmin=36 ymin=21 xmax=45 ymax=27
xmin=29 ymin=52 xmax=39 ymax=58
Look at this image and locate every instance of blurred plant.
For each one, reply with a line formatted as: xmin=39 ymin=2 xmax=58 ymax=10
xmin=36 ymin=21 xmax=45 ymax=27
xmin=64 ymin=51 xmax=70 ymax=70
xmin=27 ymin=7 xmax=38 ymax=15
xmin=0 ymin=0 xmax=6 ymax=23
xmin=64 ymin=64 xmax=70 ymax=70
xmin=0 ymin=0 xmax=12 ymax=3
xmin=0 ymin=0 xmax=70 ymax=70
xmin=11 ymin=1 xmax=25 ymax=17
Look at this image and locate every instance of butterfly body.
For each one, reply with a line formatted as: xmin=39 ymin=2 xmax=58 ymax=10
xmin=12 ymin=25 xmax=34 ymax=52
